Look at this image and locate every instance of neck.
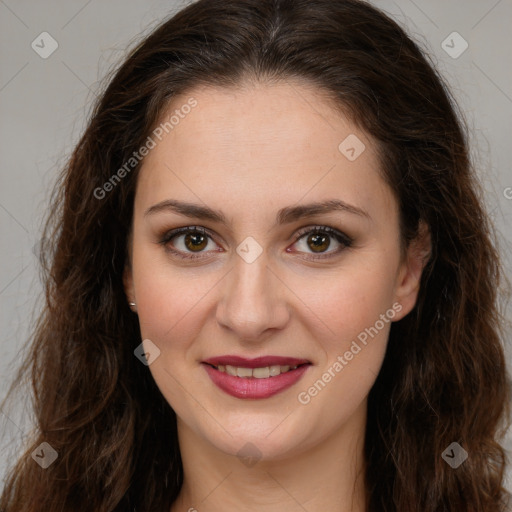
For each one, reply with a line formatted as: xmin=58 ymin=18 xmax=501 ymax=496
xmin=170 ymin=401 xmax=368 ymax=512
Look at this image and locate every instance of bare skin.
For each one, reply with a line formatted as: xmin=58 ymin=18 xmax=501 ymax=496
xmin=124 ymin=79 xmax=430 ymax=512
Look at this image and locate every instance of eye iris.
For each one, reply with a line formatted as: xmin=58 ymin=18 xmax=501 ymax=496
xmin=176 ymin=230 xmax=339 ymax=255
xmin=184 ymin=232 xmax=207 ymax=251
xmin=307 ymin=233 xmax=330 ymax=252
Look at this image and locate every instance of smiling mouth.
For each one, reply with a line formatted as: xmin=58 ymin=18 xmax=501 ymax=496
xmin=204 ymin=362 xmax=311 ymax=379
xmin=201 ymin=355 xmax=312 ymax=399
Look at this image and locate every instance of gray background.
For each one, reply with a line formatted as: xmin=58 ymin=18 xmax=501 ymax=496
xmin=1 ymin=0 xmax=511 ymax=494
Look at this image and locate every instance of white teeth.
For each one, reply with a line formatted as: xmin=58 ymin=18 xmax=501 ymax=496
xmin=215 ymin=364 xmax=301 ymax=378
xmin=269 ymin=364 xmax=281 ymax=376
xmin=252 ymin=367 xmax=270 ymax=378
xmin=236 ymin=367 xmax=253 ymax=378
xmin=225 ymin=365 xmax=237 ymax=376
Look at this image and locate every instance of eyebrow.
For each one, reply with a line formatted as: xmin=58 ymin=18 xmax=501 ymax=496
xmin=144 ymin=198 xmax=370 ymax=224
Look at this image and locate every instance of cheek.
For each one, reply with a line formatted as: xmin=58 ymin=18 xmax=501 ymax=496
xmin=133 ymin=240 xmax=400 ymax=354
xmin=134 ymin=267 xmax=214 ymax=412
xmin=298 ymin=257 xmax=399 ymax=347
xmin=131 ymin=241 xmax=218 ymax=353
xmin=294 ymin=255 xmax=398 ymax=395
xmin=294 ymin=270 xmax=396 ymax=431
xmin=135 ymin=270 xmax=214 ymax=347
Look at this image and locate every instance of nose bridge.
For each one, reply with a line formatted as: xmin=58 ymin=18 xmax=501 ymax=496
xmin=216 ymin=252 xmax=289 ymax=339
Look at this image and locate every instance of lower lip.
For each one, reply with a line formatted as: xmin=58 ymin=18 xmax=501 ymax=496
xmin=202 ymin=363 xmax=311 ymax=399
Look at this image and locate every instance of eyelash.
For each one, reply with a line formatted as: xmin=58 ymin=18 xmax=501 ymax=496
xmin=159 ymin=225 xmax=353 ymax=261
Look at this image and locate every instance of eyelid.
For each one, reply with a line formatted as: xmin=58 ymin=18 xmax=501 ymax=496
xmin=159 ymin=224 xmax=352 ymax=260
xmin=159 ymin=225 xmax=214 ymax=244
xmin=289 ymin=225 xmax=353 ymax=259
xmin=159 ymin=226 xmax=222 ymax=260
xmin=293 ymin=225 xmax=352 ymax=245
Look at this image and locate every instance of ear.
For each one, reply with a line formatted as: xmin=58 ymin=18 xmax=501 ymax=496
xmin=392 ymin=221 xmax=431 ymax=321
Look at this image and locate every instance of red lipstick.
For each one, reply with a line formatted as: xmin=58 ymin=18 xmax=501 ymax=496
xmin=203 ymin=355 xmax=310 ymax=368
xmin=201 ymin=355 xmax=311 ymax=400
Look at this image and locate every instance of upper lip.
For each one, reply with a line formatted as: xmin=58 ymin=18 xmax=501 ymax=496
xmin=202 ymin=355 xmax=311 ymax=368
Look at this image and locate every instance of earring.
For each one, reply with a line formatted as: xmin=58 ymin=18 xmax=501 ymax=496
xmin=128 ymin=302 xmax=136 ymax=307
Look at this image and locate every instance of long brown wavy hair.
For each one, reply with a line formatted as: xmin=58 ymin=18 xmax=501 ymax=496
xmin=1 ymin=0 xmax=510 ymax=510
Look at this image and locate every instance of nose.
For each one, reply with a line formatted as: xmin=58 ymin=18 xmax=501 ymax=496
xmin=215 ymin=252 xmax=291 ymax=342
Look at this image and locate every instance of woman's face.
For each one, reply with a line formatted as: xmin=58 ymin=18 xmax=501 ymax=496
xmin=124 ymin=80 xmax=426 ymax=461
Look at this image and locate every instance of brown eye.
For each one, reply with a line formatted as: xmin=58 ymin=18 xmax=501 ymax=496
xmin=184 ymin=232 xmax=208 ymax=251
xmin=307 ymin=232 xmax=330 ymax=253
xmin=291 ymin=226 xmax=353 ymax=259
xmin=159 ymin=226 xmax=223 ymax=260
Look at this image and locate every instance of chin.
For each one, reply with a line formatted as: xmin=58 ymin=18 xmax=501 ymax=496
xmin=193 ymin=411 xmax=317 ymax=463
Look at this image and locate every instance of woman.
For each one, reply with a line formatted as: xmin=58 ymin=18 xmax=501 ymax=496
xmin=1 ymin=0 xmax=510 ymax=510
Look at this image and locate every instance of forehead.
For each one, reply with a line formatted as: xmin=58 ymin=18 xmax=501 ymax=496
xmin=157 ymin=80 xmax=359 ymax=165
xmin=135 ymin=80 xmax=396 ymax=223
